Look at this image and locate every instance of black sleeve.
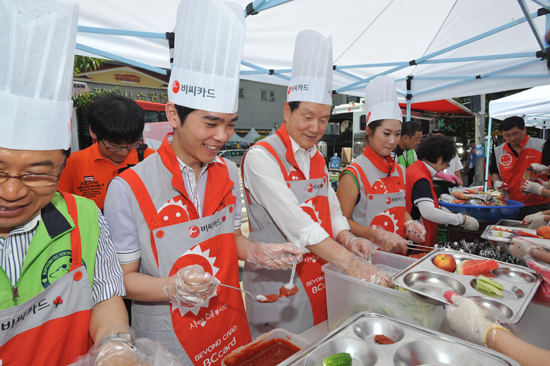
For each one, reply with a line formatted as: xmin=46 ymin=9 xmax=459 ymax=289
xmin=542 ymin=140 xmax=550 ymax=166
xmin=489 ymin=147 xmax=499 ymax=175
xmin=411 ymin=178 xmax=434 ymax=205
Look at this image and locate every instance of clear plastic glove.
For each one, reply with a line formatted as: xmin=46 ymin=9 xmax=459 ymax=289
xmin=521 ymin=180 xmax=544 ymax=196
xmin=509 ymin=238 xmax=537 ymax=260
xmin=534 ymin=178 xmax=550 ymax=189
xmin=531 ymin=163 xmax=549 ymax=175
xmin=460 ymin=214 xmax=479 ymax=231
xmin=246 ymin=242 xmax=303 ymax=270
xmin=336 ymin=230 xmax=375 ymax=260
xmin=444 ymin=291 xmax=513 ymax=347
xmin=525 ymin=255 xmax=550 ymax=307
xmin=369 ymin=225 xmax=408 ymax=254
xmin=435 ymin=171 xmax=463 ymax=185
xmin=404 ymin=220 xmax=426 ymax=243
xmin=94 ymin=341 xmax=149 ymax=366
xmin=494 ymin=180 xmax=509 ymax=195
xmin=335 ymin=253 xmax=394 ymax=288
xmin=162 ymin=265 xmax=218 ymax=307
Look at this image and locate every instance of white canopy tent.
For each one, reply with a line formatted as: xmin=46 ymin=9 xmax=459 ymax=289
xmin=57 ymin=0 xmax=550 ymax=121
xmin=241 ymin=126 xmax=261 ymax=143
xmin=489 ymin=85 xmax=550 ymax=129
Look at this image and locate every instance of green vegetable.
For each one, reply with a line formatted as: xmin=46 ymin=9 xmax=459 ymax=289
xmin=476 ymin=279 xmax=503 ymax=297
xmin=323 ymin=352 xmax=352 ymax=366
xmin=478 ymin=275 xmax=504 ymax=291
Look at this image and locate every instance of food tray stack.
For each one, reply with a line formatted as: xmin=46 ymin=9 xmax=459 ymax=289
xmin=392 ymin=249 xmax=542 ymax=323
xmin=281 ymin=312 xmax=519 ymax=366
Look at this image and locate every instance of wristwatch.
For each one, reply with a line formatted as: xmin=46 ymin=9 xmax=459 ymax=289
xmin=99 ymin=332 xmax=137 ymax=351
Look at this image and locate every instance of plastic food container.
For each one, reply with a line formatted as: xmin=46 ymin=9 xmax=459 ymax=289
xmin=322 ymin=251 xmax=445 ymax=332
xmin=221 ymin=328 xmax=309 ymax=366
xmin=438 ymin=199 xmax=524 ymax=222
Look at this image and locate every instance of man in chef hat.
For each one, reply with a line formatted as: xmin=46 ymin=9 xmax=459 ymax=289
xmin=241 ymin=30 xmax=393 ymax=338
xmin=0 ymin=0 xmax=144 ymax=365
xmin=103 ymin=0 xmax=301 ymax=363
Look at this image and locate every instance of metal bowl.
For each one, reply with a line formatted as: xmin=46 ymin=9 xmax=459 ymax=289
xmin=304 ymin=338 xmax=377 ymax=366
xmin=492 ymin=268 xmax=536 ymax=283
xmin=469 ymin=296 xmax=514 ymax=321
xmin=403 ymin=271 xmax=467 ymax=305
xmin=352 ymin=318 xmax=405 ymax=344
xmin=470 ymin=279 xmax=524 ymax=300
xmin=393 ymin=340 xmax=486 ymax=366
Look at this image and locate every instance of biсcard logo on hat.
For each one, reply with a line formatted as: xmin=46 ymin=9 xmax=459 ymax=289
xmin=172 ymin=80 xmax=180 ymax=94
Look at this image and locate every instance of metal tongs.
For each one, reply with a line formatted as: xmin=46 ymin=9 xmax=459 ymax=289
xmin=406 ymin=240 xmax=434 ymax=252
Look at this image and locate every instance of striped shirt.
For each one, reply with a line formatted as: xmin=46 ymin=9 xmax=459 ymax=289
xmin=0 ymin=208 xmax=125 ymax=306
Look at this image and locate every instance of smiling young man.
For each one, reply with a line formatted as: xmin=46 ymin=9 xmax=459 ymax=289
xmin=241 ymin=30 xmax=393 ymax=338
xmin=490 ymin=116 xmax=550 ymax=220
xmin=102 ymin=1 xmax=300 ymax=364
xmin=58 ymin=94 xmax=155 ymax=210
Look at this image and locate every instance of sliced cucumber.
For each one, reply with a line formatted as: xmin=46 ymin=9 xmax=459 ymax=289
xmin=323 ymin=352 xmax=352 ymax=366
xmin=478 ymin=275 xmax=504 ymax=291
xmin=476 ymin=279 xmax=503 ymax=297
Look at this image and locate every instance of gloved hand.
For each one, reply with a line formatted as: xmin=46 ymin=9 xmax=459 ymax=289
xmin=435 ymin=171 xmax=463 ymax=185
xmin=527 ymin=215 xmax=549 ymax=230
xmin=404 ymin=220 xmax=426 ymax=243
xmin=531 ymin=163 xmax=549 ymax=175
xmin=369 ymin=225 xmax=408 ymax=254
xmin=444 ymin=291 xmax=513 ymax=347
xmin=246 ymin=242 xmax=303 ymax=270
xmin=525 ymin=255 xmax=550 ymax=307
xmin=336 ymin=230 xmax=375 ymax=260
xmin=521 ymin=180 xmax=544 ymax=196
xmin=534 ymin=178 xmax=550 ymax=189
xmin=94 ymin=341 xmax=149 ymax=366
xmin=494 ymin=180 xmax=509 ymax=195
xmin=162 ymin=265 xmax=218 ymax=307
xmin=523 ymin=211 xmax=544 ymax=225
xmin=460 ymin=214 xmax=479 ymax=231
xmin=335 ymin=253 xmax=394 ymax=288
xmin=509 ymin=238 xmax=537 ymax=260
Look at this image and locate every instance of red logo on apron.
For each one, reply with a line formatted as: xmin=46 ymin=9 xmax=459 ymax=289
xmin=188 ymin=226 xmax=200 ymax=238
xmin=370 ymin=209 xmax=399 ymax=234
xmin=307 ymin=183 xmax=313 ymax=192
xmin=386 ymin=197 xmax=392 ymax=204
xmin=172 ymin=80 xmax=180 ymax=94
xmin=222 ymin=216 xmax=226 ymax=222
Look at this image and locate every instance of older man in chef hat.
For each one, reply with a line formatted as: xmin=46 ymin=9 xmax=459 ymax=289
xmin=0 ymin=1 xmax=148 ymax=365
xmin=241 ymin=30 xmax=393 ymax=338
xmin=103 ymin=0 xmax=301 ymax=363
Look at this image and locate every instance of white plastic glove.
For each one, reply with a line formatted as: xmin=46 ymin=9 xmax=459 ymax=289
xmin=334 ymin=253 xmax=394 ymax=288
xmin=162 ymin=265 xmax=218 ymax=307
xmin=527 ymin=215 xmax=549 ymax=230
xmin=531 ymin=163 xmax=549 ymax=175
xmin=521 ymin=180 xmax=544 ymax=196
xmin=246 ymin=242 xmax=303 ymax=270
xmin=369 ymin=225 xmax=408 ymax=254
xmin=494 ymin=180 xmax=509 ymax=195
xmin=336 ymin=230 xmax=375 ymax=260
xmin=404 ymin=220 xmax=426 ymax=243
xmin=460 ymin=215 xmax=479 ymax=231
xmin=444 ymin=291 xmax=512 ymax=347
xmin=534 ymin=178 xmax=550 ymax=189
xmin=523 ymin=211 xmax=544 ymax=225
xmin=509 ymin=238 xmax=537 ymax=261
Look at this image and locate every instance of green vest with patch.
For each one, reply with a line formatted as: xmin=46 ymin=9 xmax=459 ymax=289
xmin=398 ymin=149 xmax=416 ymax=168
xmin=0 ymin=193 xmax=99 ymax=309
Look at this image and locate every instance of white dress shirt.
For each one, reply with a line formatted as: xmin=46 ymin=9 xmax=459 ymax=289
xmin=243 ymin=136 xmax=350 ymax=249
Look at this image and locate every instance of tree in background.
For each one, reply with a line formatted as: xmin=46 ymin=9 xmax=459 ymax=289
xmin=74 ymin=56 xmax=105 ymax=75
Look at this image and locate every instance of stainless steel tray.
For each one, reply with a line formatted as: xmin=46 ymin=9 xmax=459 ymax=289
xmin=480 ymin=225 xmax=524 ymax=244
xmin=495 ymin=219 xmax=528 ymax=228
xmin=392 ymin=248 xmax=542 ymax=323
xmin=280 ymin=312 xmax=519 ymax=366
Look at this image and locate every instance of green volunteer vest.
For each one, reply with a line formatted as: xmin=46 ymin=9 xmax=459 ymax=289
xmin=398 ymin=149 xmax=416 ymax=168
xmin=0 ymin=193 xmax=99 ymax=309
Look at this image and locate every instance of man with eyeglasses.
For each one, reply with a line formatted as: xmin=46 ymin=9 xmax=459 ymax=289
xmin=490 ymin=116 xmax=550 ymax=220
xmin=58 ymin=94 xmax=155 ymax=210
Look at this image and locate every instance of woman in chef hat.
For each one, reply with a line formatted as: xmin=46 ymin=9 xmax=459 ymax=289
xmin=337 ymin=76 xmax=426 ymax=252
xmin=103 ymin=0 xmax=301 ymax=364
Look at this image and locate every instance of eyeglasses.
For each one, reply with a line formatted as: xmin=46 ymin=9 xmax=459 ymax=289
xmin=0 ymin=171 xmax=62 ymax=188
xmin=503 ymin=131 xmax=522 ymax=139
xmin=100 ymin=140 xmax=141 ymax=152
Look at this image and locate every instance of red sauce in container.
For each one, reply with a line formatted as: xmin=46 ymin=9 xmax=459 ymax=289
xmin=279 ymin=285 xmax=298 ymax=297
xmin=224 ymin=338 xmax=301 ymax=366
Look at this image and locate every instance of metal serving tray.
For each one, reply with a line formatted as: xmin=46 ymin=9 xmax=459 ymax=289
xmin=495 ymin=219 xmax=528 ymax=228
xmin=280 ymin=312 xmax=519 ymax=366
xmin=392 ymin=248 xmax=542 ymax=323
xmin=480 ymin=225 xmax=536 ymax=244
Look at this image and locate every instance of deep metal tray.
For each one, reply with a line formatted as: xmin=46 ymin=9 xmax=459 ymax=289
xmin=280 ymin=312 xmax=519 ymax=366
xmin=495 ymin=219 xmax=528 ymax=228
xmin=392 ymin=248 xmax=542 ymax=323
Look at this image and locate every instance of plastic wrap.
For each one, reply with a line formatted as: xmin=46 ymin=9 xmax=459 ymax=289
xmin=162 ymin=265 xmax=218 ymax=309
xmin=336 ymin=230 xmax=376 ymax=260
xmin=245 ymin=242 xmax=303 ymax=270
xmin=404 ymin=220 xmax=426 ymax=243
xmin=369 ymin=225 xmax=408 ymax=254
xmin=333 ymin=254 xmax=393 ymax=288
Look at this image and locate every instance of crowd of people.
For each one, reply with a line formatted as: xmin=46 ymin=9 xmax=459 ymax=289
xmin=2 ymin=0 xmax=550 ymax=365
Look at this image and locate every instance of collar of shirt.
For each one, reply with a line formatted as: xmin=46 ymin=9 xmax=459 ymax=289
xmin=3 ymin=212 xmax=41 ymax=239
xmin=289 ymin=135 xmax=317 ymax=179
xmin=504 ymin=134 xmax=529 ymax=156
xmin=422 ymin=161 xmax=438 ymax=177
xmin=176 ymin=156 xmax=223 ymax=175
xmin=91 ymin=142 xmax=136 ymax=168
xmin=289 ymin=136 xmax=317 ymax=159
xmin=393 ymin=144 xmax=405 ymax=157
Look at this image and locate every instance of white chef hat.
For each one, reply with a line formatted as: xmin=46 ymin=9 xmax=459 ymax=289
xmin=287 ymin=30 xmax=333 ymax=106
xmin=168 ymin=0 xmax=246 ymax=114
xmin=0 ymin=0 xmax=78 ymax=151
xmin=364 ymin=75 xmax=403 ymax=125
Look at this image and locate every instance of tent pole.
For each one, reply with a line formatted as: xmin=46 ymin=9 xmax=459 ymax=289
xmin=485 ymin=116 xmax=492 ymax=192
xmin=406 ymin=76 xmax=413 ymax=121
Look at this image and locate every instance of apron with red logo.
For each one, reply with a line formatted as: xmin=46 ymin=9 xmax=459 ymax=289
xmin=241 ymin=125 xmax=333 ymax=338
xmin=0 ymin=192 xmax=93 ymax=366
xmin=406 ymin=160 xmax=439 ymax=247
xmin=342 ymin=146 xmax=406 ymax=239
xmin=118 ymin=135 xmax=250 ymax=366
